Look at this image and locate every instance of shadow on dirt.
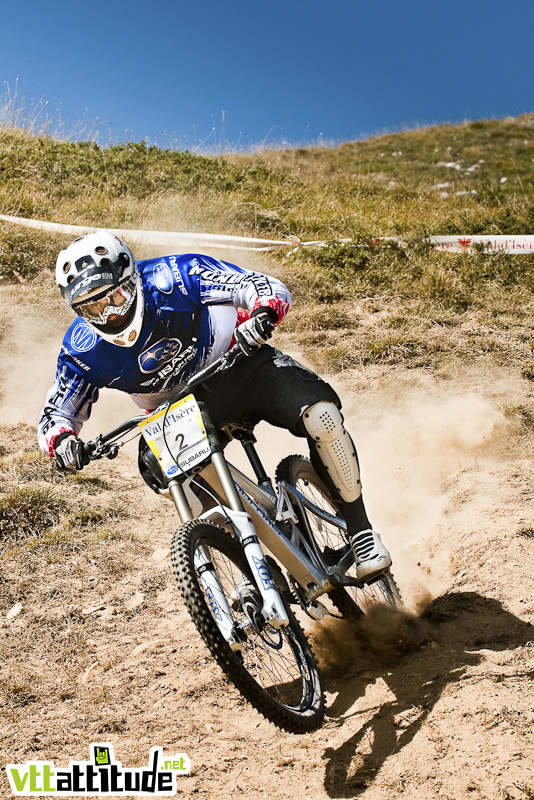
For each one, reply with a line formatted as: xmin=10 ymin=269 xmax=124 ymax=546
xmin=315 ymin=592 xmax=534 ymax=798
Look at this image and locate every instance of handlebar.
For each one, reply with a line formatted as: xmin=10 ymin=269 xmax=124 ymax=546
xmin=82 ymin=343 xmax=245 ymax=460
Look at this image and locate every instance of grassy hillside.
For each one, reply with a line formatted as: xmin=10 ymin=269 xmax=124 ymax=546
xmin=2 ymin=115 xmax=534 ymax=376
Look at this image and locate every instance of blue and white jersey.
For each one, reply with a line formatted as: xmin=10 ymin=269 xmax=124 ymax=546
xmin=38 ymin=253 xmax=291 ymax=456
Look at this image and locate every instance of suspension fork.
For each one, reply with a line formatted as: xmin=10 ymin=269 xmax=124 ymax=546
xmin=209 ymin=447 xmax=289 ymax=629
xmin=169 ymin=412 xmax=289 ymax=631
xmin=202 ymin=407 xmax=289 ymax=627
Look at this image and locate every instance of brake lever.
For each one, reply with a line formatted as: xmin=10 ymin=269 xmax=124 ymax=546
xmin=84 ymin=436 xmax=118 ymax=461
xmin=218 ymin=346 xmax=243 ymax=373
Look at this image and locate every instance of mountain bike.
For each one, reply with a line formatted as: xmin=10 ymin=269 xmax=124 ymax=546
xmin=82 ymin=344 xmax=401 ymax=734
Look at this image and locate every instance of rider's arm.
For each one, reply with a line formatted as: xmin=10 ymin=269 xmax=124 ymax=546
xmin=181 ymin=255 xmax=292 ymax=323
xmin=38 ymin=360 xmax=100 ymax=457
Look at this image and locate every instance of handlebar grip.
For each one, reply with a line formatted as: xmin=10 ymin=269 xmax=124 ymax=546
xmin=227 ymin=343 xmax=245 ymax=359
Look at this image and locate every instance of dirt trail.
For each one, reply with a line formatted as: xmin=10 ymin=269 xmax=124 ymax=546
xmin=1 ymin=287 xmax=534 ymax=800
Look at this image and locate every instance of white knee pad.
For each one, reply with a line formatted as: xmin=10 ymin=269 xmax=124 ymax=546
xmin=302 ymin=402 xmax=361 ymax=502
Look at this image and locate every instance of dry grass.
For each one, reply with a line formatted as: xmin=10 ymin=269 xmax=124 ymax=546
xmin=0 ymin=425 xmax=187 ymax=793
xmin=0 ymin=424 xmax=142 ymax=599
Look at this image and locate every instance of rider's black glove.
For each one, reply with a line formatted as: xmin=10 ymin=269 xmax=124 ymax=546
xmin=54 ymin=433 xmax=88 ymax=472
xmin=235 ymin=309 xmax=277 ymax=356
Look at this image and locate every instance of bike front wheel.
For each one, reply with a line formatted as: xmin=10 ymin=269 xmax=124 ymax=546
xmin=170 ymin=520 xmax=325 ymax=733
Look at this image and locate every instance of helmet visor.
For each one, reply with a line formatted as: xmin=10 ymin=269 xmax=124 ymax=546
xmin=73 ymin=281 xmax=136 ymax=326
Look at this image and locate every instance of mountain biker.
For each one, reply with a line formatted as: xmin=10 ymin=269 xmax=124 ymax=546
xmin=38 ymin=231 xmax=391 ymax=582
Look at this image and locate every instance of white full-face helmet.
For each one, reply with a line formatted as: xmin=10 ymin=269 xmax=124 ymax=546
xmin=56 ymin=231 xmax=144 ymax=347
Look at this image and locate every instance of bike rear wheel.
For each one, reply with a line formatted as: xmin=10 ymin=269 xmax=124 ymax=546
xmin=276 ymin=456 xmax=402 ymax=618
xmin=170 ymin=520 xmax=325 ymax=733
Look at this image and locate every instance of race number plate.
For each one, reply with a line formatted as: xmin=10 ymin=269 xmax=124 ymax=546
xmin=138 ymin=394 xmax=210 ymax=479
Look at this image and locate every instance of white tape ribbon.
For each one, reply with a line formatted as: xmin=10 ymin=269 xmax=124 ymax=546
xmin=0 ymin=214 xmax=293 ymax=251
xmin=1 ymin=213 xmax=533 ymax=254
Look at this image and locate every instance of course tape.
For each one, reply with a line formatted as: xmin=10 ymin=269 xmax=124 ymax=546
xmin=429 ymin=235 xmax=534 ymax=252
xmin=0 ymin=214 xmax=291 ymax=251
xmin=1 ymin=213 xmax=533 ymax=254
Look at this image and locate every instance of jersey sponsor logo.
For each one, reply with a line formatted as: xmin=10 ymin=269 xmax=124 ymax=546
xmin=139 ymin=337 xmax=183 ymax=373
xmin=189 ymin=265 xmax=244 ymax=284
xmin=153 ymin=261 xmax=174 ymax=294
xmin=250 ymin=275 xmax=272 ymax=296
xmin=138 ymin=343 xmax=198 ymax=389
xmin=71 ymin=323 xmax=97 ymax=353
xmin=61 ymin=345 xmax=91 ymax=371
xmin=168 ymin=257 xmax=187 ymax=295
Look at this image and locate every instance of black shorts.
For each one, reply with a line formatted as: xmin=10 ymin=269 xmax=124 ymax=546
xmin=194 ymin=345 xmax=340 ymax=437
xmin=138 ymin=345 xmax=340 ymax=492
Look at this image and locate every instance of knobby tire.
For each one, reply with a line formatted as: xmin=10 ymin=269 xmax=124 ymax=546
xmin=170 ymin=520 xmax=325 ymax=734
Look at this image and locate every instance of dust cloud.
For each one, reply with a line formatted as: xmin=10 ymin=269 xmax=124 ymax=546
xmin=0 ymin=311 xmax=59 ymax=428
xmin=267 ymin=345 xmax=520 ymax=607
xmin=310 ymin=603 xmax=435 ymax=677
xmin=332 ymin=369 xmax=518 ymax=605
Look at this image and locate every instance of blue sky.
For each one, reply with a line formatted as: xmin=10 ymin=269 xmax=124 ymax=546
xmin=1 ymin=0 xmax=533 ymax=151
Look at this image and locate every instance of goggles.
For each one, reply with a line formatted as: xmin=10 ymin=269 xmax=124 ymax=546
xmin=73 ymin=281 xmax=135 ymax=326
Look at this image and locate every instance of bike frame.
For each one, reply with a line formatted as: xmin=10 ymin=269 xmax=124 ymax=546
xmin=196 ymin=460 xmax=356 ymax=602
